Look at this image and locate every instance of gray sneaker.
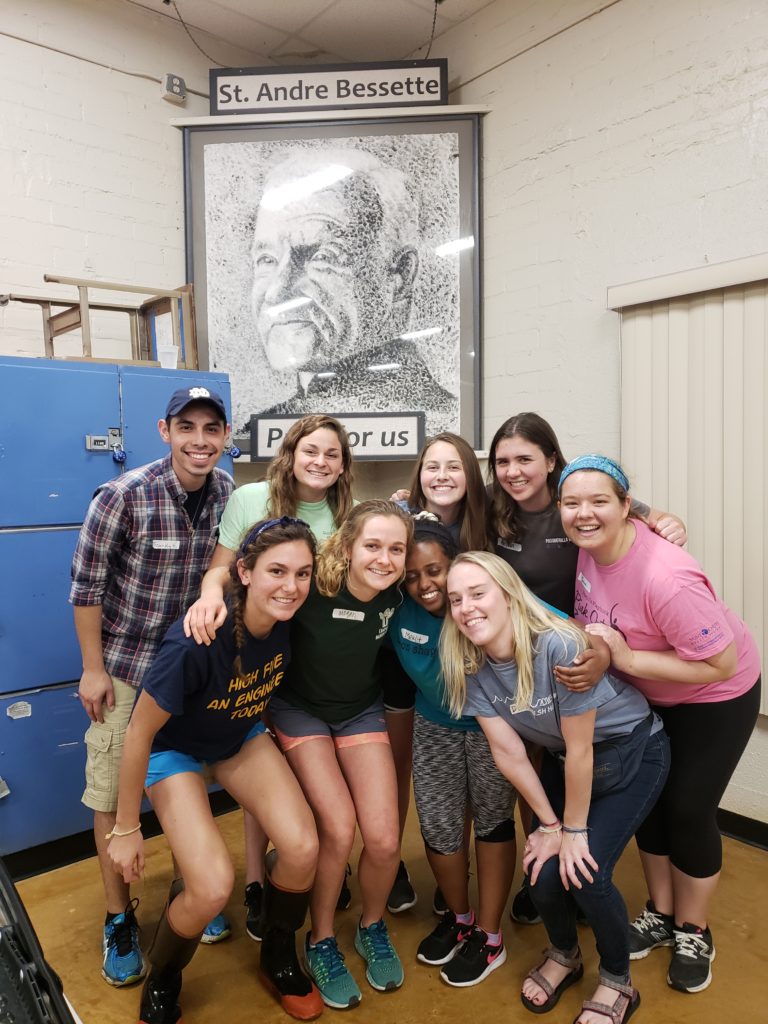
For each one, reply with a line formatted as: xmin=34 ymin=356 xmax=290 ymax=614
xmin=628 ymin=900 xmax=674 ymax=960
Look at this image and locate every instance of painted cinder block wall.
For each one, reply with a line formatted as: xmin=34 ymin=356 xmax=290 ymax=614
xmin=0 ymin=0 xmax=766 ymax=819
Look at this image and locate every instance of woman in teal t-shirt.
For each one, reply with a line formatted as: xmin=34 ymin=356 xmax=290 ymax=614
xmin=389 ymin=516 xmax=516 ymax=988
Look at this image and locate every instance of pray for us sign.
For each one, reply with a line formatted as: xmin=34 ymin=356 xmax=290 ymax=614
xmin=210 ymin=61 xmax=448 ymax=116
xmin=251 ymin=413 xmax=426 ymax=461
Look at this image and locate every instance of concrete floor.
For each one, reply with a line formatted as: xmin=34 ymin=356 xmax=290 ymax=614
xmin=17 ymin=809 xmax=767 ymax=1024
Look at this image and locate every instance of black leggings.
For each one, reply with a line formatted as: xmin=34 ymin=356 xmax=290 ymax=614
xmin=635 ymin=677 xmax=761 ymax=877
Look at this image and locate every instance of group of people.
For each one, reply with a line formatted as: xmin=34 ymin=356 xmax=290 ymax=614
xmin=70 ymin=390 xmax=761 ymax=1024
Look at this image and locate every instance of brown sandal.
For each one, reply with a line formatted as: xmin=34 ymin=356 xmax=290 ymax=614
xmin=573 ymin=977 xmax=640 ymax=1024
xmin=521 ymin=947 xmax=584 ymax=1014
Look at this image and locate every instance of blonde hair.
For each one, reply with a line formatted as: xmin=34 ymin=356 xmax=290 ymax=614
xmin=316 ymin=499 xmax=414 ymax=598
xmin=440 ymin=551 xmax=588 ymax=717
xmin=266 ymin=415 xmax=354 ymax=527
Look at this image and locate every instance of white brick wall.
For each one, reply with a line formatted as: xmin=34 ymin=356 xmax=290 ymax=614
xmin=431 ymin=0 xmax=768 ymax=456
xmin=0 ymin=0 xmax=258 ymax=357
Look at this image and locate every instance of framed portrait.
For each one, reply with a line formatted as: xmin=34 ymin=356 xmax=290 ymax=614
xmin=183 ymin=114 xmax=481 ymax=447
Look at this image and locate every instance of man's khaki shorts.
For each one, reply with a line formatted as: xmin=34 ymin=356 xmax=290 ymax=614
xmin=81 ymin=677 xmax=138 ymax=813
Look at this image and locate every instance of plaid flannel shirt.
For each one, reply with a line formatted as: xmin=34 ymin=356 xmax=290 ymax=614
xmin=70 ymin=454 xmax=234 ymax=687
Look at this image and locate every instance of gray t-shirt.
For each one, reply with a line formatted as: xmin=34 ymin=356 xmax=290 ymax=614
xmin=463 ymin=631 xmax=655 ymax=753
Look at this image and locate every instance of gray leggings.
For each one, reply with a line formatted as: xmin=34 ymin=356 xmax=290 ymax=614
xmin=412 ymin=712 xmax=517 ymax=855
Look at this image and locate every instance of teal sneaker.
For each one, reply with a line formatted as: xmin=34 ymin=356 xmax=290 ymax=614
xmin=200 ymin=912 xmax=231 ymax=944
xmin=304 ymin=932 xmax=362 ymax=1009
xmin=354 ymin=919 xmax=404 ymax=992
xmin=102 ymin=900 xmax=146 ymax=987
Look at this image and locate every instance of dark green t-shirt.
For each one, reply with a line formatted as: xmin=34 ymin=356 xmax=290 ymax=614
xmin=280 ymin=582 xmax=401 ymax=723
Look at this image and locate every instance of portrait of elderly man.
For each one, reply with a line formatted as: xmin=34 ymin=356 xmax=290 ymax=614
xmin=201 ymin=134 xmax=464 ymax=435
xmin=251 ymin=149 xmax=459 ymax=425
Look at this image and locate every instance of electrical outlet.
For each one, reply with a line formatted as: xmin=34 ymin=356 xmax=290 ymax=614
xmin=162 ymin=73 xmax=187 ymax=104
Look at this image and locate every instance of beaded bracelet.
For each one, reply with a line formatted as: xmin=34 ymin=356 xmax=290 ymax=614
xmin=105 ymin=823 xmax=142 ymax=840
xmin=536 ymin=820 xmax=563 ymax=834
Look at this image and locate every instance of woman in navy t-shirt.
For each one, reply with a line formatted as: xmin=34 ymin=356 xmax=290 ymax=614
xmin=107 ymin=518 xmax=322 ymax=1023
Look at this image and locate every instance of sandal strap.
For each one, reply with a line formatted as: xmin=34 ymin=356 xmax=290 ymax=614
xmin=526 ymin=968 xmax=555 ymax=998
xmin=543 ymin=945 xmax=582 ymax=970
xmin=580 ymin=993 xmax=630 ymax=1024
xmin=596 ymin=977 xmax=634 ymax=998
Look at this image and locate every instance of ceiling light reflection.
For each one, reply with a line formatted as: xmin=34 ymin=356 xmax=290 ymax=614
xmin=260 ymin=164 xmax=354 ymax=211
xmin=434 ymin=236 xmax=475 ymax=257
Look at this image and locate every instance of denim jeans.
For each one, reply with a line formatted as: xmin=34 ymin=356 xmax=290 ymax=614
xmin=529 ymin=729 xmax=670 ymax=981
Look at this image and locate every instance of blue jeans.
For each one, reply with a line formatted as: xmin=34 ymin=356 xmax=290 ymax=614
xmin=530 ymin=729 xmax=670 ymax=981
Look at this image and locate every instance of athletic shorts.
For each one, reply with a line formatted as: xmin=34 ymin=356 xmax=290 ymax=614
xmin=82 ymin=677 xmax=138 ymax=813
xmin=145 ymin=720 xmax=267 ymax=788
xmin=268 ymin=695 xmax=389 ymax=752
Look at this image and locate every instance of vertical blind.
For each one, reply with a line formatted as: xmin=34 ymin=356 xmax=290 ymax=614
xmin=619 ymin=282 xmax=767 ymax=714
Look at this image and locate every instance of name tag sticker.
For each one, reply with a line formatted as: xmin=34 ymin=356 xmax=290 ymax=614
xmin=401 ymin=628 xmax=429 ymax=645
xmin=578 ymin=571 xmax=591 ymax=593
xmin=153 ymin=539 xmax=181 ymax=550
xmin=497 ymin=539 xmax=522 ymax=552
xmin=333 ymin=608 xmax=366 ymax=622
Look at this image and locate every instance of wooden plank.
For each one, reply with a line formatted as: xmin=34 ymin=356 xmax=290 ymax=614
xmin=48 ymin=305 xmax=82 ymax=337
xmin=78 ymin=285 xmax=92 ymax=357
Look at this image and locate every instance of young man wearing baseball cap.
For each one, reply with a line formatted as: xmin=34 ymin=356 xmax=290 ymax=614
xmin=70 ymin=387 xmax=233 ymax=987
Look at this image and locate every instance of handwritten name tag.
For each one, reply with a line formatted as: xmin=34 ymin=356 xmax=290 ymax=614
xmin=153 ymin=539 xmax=181 ymax=550
xmin=332 ymin=608 xmax=366 ymax=622
xmin=578 ymin=571 xmax=591 ymax=593
xmin=496 ymin=539 xmax=522 ymax=552
xmin=401 ymin=628 xmax=429 ymax=645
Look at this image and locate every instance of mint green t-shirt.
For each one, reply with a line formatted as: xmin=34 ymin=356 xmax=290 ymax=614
xmin=217 ymin=480 xmax=338 ymax=550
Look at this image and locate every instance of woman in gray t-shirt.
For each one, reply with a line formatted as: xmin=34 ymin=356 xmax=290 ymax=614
xmin=441 ymin=551 xmax=669 ymax=1024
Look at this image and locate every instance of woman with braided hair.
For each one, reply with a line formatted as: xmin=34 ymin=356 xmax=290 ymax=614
xmin=108 ymin=518 xmax=323 ymax=1024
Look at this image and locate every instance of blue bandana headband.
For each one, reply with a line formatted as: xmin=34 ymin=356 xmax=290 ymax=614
xmin=238 ymin=516 xmax=310 ymax=555
xmin=558 ymin=455 xmax=630 ymax=495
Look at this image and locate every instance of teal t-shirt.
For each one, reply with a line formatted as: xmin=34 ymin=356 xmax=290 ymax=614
xmin=280 ymin=582 xmax=401 ymax=723
xmin=218 ymin=480 xmax=338 ymax=550
xmin=390 ymin=596 xmax=479 ymax=731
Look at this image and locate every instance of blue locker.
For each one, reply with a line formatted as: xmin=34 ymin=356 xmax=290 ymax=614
xmin=0 ymin=359 xmax=120 ymax=527
xmin=0 ymin=529 xmax=81 ymax=694
xmin=0 ymin=357 xmax=233 ymax=855
xmin=0 ymin=685 xmax=93 ymax=855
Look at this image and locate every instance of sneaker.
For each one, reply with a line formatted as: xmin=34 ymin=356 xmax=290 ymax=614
xmin=432 ymin=886 xmax=448 ymax=917
xmin=386 ymin=861 xmax=417 ymax=914
xmin=667 ymin=923 xmax=716 ymax=993
xmin=244 ymin=881 xmax=263 ymax=942
xmin=200 ymin=912 xmax=231 ymax=944
xmin=628 ymin=900 xmax=675 ymax=960
xmin=417 ymin=912 xmax=474 ymax=966
xmin=102 ymin=899 xmax=146 ymax=987
xmin=354 ymin=919 xmax=404 ymax=992
xmin=336 ymin=863 xmax=352 ymax=912
xmin=510 ymin=882 xmax=541 ymax=925
xmin=304 ymin=933 xmax=362 ymax=1009
xmin=439 ymin=926 xmax=507 ymax=987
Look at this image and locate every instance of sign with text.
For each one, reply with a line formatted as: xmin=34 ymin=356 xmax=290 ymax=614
xmin=250 ymin=412 xmax=426 ymax=461
xmin=210 ymin=60 xmax=448 ymax=116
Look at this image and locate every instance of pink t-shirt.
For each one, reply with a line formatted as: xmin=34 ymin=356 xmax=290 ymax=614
xmin=573 ymin=521 xmax=760 ymax=706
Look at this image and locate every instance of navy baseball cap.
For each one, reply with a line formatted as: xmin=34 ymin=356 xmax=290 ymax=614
xmin=165 ymin=387 xmax=227 ymax=423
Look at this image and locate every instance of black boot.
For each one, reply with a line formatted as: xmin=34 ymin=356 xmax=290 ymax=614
xmin=138 ymin=899 xmax=201 ymax=1024
xmin=260 ymin=867 xmax=323 ymax=1020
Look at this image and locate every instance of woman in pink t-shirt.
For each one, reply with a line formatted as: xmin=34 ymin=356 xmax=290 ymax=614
xmin=558 ymin=455 xmax=760 ymax=997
